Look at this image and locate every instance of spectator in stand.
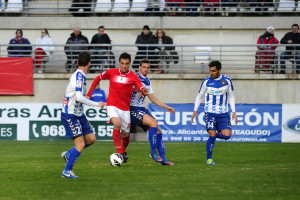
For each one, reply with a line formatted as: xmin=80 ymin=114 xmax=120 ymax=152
xmin=155 ymin=29 xmax=179 ymax=72
xmin=69 ymin=0 xmax=92 ymax=16
xmin=90 ymin=26 xmax=112 ymax=71
xmin=166 ymin=0 xmax=184 ymax=15
xmin=7 ymin=29 xmax=32 ymax=57
xmin=185 ymin=0 xmax=200 ymax=16
xmin=255 ymin=26 xmax=279 ymax=73
xmin=145 ymin=0 xmax=160 ymax=16
xmin=34 ymin=28 xmax=55 ymax=71
xmin=202 ymin=0 xmax=220 ymax=15
xmin=240 ymin=0 xmax=256 ymax=10
xmin=64 ymin=27 xmax=89 ymax=72
xmin=280 ymin=24 xmax=300 ymax=74
xmin=133 ymin=25 xmax=157 ymax=69
xmin=220 ymin=0 xmax=237 ymax=16
xmin=90 ymin=83 xmax=107 ymax=103
xmin=255 ymin=0 xmax=270 ymax=16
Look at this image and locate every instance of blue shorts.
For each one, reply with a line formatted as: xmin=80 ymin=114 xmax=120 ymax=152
xmin=130 ymin=106 xmax=153 ymax=131
xmin=61 ymin=112 xmax=94 ymax=139
xmin=205 ymin=112 xmax=231 ymax=133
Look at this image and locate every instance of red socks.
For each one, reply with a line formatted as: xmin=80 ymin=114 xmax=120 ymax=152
xmin=113 ymin=129 xmax=122 ymax=154
xmin=122 ymin=134 xmax=130 ymax=153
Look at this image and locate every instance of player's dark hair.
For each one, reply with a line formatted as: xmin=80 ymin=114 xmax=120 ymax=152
xmin=78 ymin=51 xmax=91 ymax=67
xmin=119 ymin=52 xmax=131 ymax=62
xmin=98 ymin=26 xmax=105 ymax=30
xmin=209 ymin=60 xmax=222 ymax=70
xmin=292 ymin=24 xmax=299 ymax=29
xmin=139 ymin=58 xmax=150 ymax=66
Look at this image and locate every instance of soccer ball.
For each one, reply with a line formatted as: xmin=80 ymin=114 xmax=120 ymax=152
xmin=109 ymin=153 xmax=124 ymax=167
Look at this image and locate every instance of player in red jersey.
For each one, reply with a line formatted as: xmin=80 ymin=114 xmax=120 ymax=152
xmin=87 ymin=52 xmax=147 ymax=163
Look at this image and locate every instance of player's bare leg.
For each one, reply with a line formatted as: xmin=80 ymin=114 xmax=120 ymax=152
xmin=110 ymin=117 xmax=123 ymax=154
xmin=217 ymin=129 xmax=232 ymax=140
xmin=83 ymin=133 xmax=96 ymax=148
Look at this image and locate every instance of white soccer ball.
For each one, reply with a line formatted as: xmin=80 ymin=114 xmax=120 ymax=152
xmin=109 ymin=153 xmax=124 ymax=167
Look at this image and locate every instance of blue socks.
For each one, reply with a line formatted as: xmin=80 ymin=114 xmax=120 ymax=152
xmin=149 ymin=127 xmax=158 ymax=155
xmin=65 ymin=146 xmax=81 ymax=171
xmin=206 ymin=136 xmax=216 ymax=160
xmin=156 ymin=133 xmax=166 ymax=161
xmin=216 ymin=132 xmax=231 ymax=140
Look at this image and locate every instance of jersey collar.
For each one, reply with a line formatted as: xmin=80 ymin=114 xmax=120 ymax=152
xmin=119 ymin=68 xmax=130 ymax=76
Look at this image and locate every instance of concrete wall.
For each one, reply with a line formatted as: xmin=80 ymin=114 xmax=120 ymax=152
xmin=1 ymin=74 xmax=299 ymax=104
xmin=0 ymin=17 xmax=299 ymax=48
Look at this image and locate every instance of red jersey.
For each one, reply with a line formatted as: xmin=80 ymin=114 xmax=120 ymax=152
xmin=87 ymin=68 xmax=144 ymax=111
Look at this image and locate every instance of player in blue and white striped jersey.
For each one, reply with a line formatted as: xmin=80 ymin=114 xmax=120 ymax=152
xmin=130 ymin=58 xmax=175 ymax=165
xmin=191 ymin=60 xmax=238 ymax=166
xmin=60 ymin=51 xmax=105 ymax=178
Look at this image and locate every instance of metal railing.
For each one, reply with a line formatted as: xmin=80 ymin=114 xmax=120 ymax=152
xmin=1 ymin=43 xmax=299 ymax=74
xmin=0 ymin=1 xmax=299 ymax=16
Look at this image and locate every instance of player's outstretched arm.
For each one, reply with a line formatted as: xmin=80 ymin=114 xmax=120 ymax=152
xmin=98 ymin=102 xmax=105 ymax=109
xmin=148 ymin=93 xmax=175 ymax=114
xmin=75 ymin=91 xmax=99 ymax=107
xmin=86 ymin=75 xmax=101 ymax=98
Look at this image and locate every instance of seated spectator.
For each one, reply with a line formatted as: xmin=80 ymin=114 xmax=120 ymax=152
xmin=185 ymin=0 xmax=200 ymax=16
xmin=166 ymin=0 xmax=184 ymax=15
xmin=155 ymin=29 xmax=179 ymax=70
xmin=219 ymin=0 xmax=237 ymax=16
xmin=7 ymin=29 xmax=32 ymax=57
xmin=201 ymin=0 xmax=220 ymax=15
xmin=255 ymin=0 xmax=270 ymax=16
xmin=69 ymin=0 xmax=92 ymax=16
xmin=34 ymin=28 xmax=55 ymax=71
xmin=64 ymin=27 xmax=89 ymax=72
xmin=145 ymin=0 xmax=160 ymax=16
xmin=280 ymin=24 xmax=300 ymax=74
xmin=133 ymin=25 xmax=157 ymax=69
xmin=255 ymin=26 xmax=279 ymax=73
xmin=90 ymin=26 xmax=112 ymax=71
xmin=240 ymin=0 xmax=256 ymax=10
xmin=90 ymin=83 xmax=107 ymax=102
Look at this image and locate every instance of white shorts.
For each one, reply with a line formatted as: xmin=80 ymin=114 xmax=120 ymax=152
xmin=106 ymin=106 xmax=131 ymax=133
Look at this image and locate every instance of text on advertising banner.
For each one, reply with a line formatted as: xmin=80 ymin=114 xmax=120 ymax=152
xmin=148 ymin=103 xmax=282 ymax=142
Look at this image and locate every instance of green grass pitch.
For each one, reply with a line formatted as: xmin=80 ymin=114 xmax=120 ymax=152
xmin=0 ymin=141 xmax=299 ymax=200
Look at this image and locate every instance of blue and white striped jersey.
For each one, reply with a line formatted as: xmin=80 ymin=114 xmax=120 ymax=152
xmin=130 ymin=72 xmax=154 ymax=107
xmin=194 ymin=74 xmax=235 ymax=114
xmin=62 ymin=69 xmax=98 ymax=116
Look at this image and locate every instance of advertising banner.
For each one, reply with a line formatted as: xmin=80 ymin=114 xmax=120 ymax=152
xmin=282 ymin=104 xmax=300 ymax=142
xmin=0 ymin=103 xmax=113 ymax=141
xmin=148 ymin=103 xmax=282 ymax=143
xmin=0 ymin=57 xmax=33 ymax=95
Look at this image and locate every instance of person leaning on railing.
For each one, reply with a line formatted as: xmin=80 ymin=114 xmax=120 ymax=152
xmin=155 ymin=29 xmax=179 ymax=68
xmin=64 ymin=27 xmax=89 ymax=71
xmin=34 ymin=28 xmax=55 ymax=71
xmin=7 ymin=29 xmax=32 ymax=57
xmin=201 ymin=0 xmax=220 ymax=15
xmin=133 ymin=25 xmax=157 ymax=69
xmin=90 ymin=26 xmax=112 ymax=71
xmin=255 ymin=26 xmax=279 ymax=73
xmin=279 ymin=24 xmax=300 ymax=74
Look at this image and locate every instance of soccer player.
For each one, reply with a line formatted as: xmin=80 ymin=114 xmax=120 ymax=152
xmin=60 ymin=51 xmax=105 ymax=178
xmin=130 ymin=58 xmax=175 ymax=165
xmin=191 ymin=60 xmax=238 ymax=165
xmin=86 ymin=52 xmax=147 ymax=163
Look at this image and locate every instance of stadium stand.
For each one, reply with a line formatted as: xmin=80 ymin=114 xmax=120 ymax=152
xmin=5 ymin=0 xmax=23 ymax=13
xmin=94 ymin=0 xmax=112 ymax=13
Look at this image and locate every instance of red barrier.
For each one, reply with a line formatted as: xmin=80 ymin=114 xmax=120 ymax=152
xmin=0 ymin=57 xmax=34 ymax=95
